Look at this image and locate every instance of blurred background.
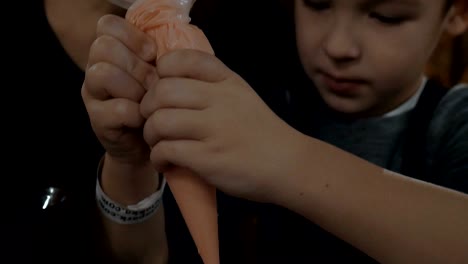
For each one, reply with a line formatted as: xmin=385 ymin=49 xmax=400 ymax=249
xmin=426 ymin=33 xmax=468 ymax=87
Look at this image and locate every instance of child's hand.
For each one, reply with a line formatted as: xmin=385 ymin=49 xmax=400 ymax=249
xmin=82 ymin=15 xmax=158 ymax=166
xmin=141 ymin=50 xmax=307 ymax=202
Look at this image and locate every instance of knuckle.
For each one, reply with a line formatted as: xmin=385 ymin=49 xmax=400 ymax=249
xmin=90 ymin=35 xmax=115 ymax=57
xmin=87 ymin=62 xmax=110 ymax=79
xmin=112 ymin=99 xmax=143 ymax=129
xmin=113 ymin=99 xmax=130 ymax=117
xmin=84 ymin=63 xmax=111 ymax=97
xmin=96 ymin=15 xmax=118 ymax=34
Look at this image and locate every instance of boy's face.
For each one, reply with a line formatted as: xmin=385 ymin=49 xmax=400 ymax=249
xmin=295 ymin=0 xmax=452 ymax=117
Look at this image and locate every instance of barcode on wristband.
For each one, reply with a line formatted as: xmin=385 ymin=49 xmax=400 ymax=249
xmin=96 ymin=177 xmax=166 ymax=225
xmin=94 ymin=156 xmax=166 ymax=225
xmin=97 ymin=196 xmax=162 ymax=224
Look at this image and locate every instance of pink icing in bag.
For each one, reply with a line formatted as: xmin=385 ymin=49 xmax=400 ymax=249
xmin=125 ymin=1 xmax=219 ymax=264
xmin=126 ymin=0 xmax=214 ymax=59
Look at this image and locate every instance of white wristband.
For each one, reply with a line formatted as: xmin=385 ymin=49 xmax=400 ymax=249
xmin=95 ymin=157 xmax=166 ymax=225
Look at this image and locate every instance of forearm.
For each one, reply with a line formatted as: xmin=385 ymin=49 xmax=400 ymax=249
xmin=274 ymin=137 xmax=468 ymax=263
xmin=100 ymin=153 xmax=168 ymax=264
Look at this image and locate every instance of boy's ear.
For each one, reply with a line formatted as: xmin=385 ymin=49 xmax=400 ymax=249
xmin=445 ymin=1 xmax=468 ymax=36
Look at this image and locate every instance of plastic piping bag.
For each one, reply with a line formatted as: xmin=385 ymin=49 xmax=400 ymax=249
xmin=125 ymin=1 xmax=219 ymax=263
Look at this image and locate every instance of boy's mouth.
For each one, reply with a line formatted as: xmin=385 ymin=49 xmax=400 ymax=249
xmin=318 ymin=70 xmax=367 ymax=95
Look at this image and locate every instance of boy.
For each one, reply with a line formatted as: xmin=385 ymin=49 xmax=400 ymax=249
xmin=82 ymin=0 xmax=468 ymax=262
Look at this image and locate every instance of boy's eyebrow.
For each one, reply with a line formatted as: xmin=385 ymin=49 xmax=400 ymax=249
xmin=361 ymin=0 xmax=422 ymax=9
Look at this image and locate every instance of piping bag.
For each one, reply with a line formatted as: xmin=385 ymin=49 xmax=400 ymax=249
xmin=120 ymin=0 xmax=219 ymax=263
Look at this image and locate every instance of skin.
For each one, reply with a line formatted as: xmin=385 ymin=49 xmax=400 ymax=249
xmin=78 ymin=0 xmax=468 ymax=263
xmin=139 ymin=0 xmax=468 ymax=262
xmin=295 ymin=0 xmax=451 ymax=118
xmin=45 ymin=0 xmax=166 ymax=262
xmin=81 ymin=14 xmax=167 ymax=263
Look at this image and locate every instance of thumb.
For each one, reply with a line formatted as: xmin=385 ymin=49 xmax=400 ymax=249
xmin=150 ymin=139 xmax=204 ymax=173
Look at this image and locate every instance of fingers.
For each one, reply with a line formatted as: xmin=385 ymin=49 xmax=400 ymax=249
xmin=140 ymin=77 xmax=210 ymax=119
xmin=84 ymin=62 xmax=149 ymax=101
xmin=96 ymin=15 xmax=157 ymax=62
xmin=143 ymin=108 xmax=207 ymax=147
xmin=88 ymin=35 xmax=157 ymax=92
xmin=84 ymin=95 xmax=145 ymax=134
xmin=157 ymin=49 xmax=230 ymax=83
xmin=150 ymin=140 xmax=203 ymax=173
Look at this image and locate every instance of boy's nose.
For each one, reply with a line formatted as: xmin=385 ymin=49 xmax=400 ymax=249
xmin=322 ymin=24 xmax=361 ymax=64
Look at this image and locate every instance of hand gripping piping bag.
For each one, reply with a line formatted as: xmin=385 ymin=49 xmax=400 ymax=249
xmin=113 ymin=0 xmax=219 ymax=263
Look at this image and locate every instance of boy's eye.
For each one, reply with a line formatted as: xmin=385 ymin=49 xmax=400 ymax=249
xmin=370 ymin=12 xmax=406 ymax=25
xmin=302 ymin=0 xmax=331 ymax=11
